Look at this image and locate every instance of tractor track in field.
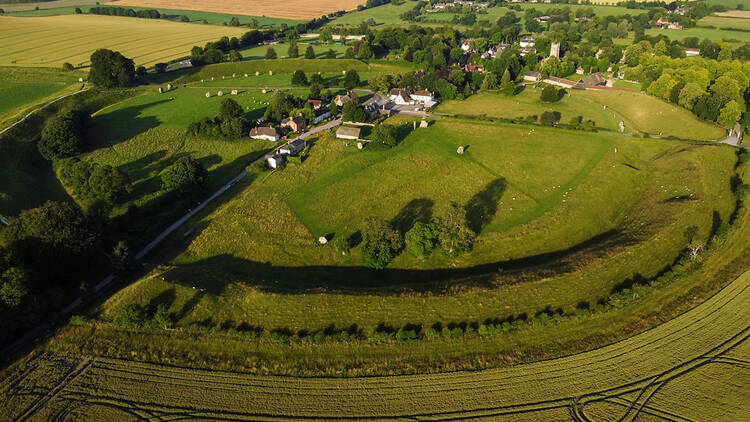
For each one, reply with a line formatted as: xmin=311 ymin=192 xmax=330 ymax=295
xmin=5 ymin=269 xmax=748 ymax=421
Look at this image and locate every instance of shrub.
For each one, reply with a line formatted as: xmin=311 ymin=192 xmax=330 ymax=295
xmin=117 ymin=304 xmax=147 ymax=328
xmin=69 ymin=315 xmax=89 ymax=326
xmin=405 ymin=221 xmax=439 ymax=259
xmin=305 ymin=45 xmax=316 ymax=59
xmin=152 ymin=304 xmax=172 ymax=329
xmin=111 ymin=241 xmax=136 ymax=275
xmin=291 ymin=70 xmax=308 ymax=86
xmin=540 ymin=110 xmax=561 ymax=126
xmin=265 ymin=47 xmax=277 ymax=59
xmin=160 ymin=156 xmax=208 ymax=194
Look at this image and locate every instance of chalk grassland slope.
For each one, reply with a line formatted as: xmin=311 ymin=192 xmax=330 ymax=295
xmin=0 ymin=67 xmax=86 ymax=125
xmin=83 ymin=125 xmax=735 ymax=347
xmin=436 ymin=88 xmax=624 ymax=132
xmin=574 ymin=89 xmax=726 ymax=140
xmin=0 ymin=15 xmax=246 ymax=68
xmin=104 ymin=0 xmax=364 ymax=20
xmin=3 ymin=268 xmax=749 ymax=420
xmin=7 ymin=5 xmax=301 ymax=26
xmin=324 ymin=1 xmax=415 ymax=27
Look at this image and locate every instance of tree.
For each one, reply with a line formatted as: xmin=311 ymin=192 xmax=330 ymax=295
xmin=219 ymin=98 xmax=244 ymax=120
xmin=160 ymin=156 xmax=208 ymax=194
xmin=437 ymin=202 xmax=475 ymax=257
xmin=88 ymin=49 xmax=135 ymax=87
xmin=540 ymin=85 xmax=560 ymax=102
xmin=499 ymin=69 xmax=515 ymax=96
xmin=288 ymin=42 xmax=299 ymax=58
xmin=38 ymin=109 xmax=89 ymax=161
xmin=111 ymin=241 xmax=136 ymax=275
xmin=540 ymin=110 xmax=561 ymax=125
xmin=8 ymin=201 xmax=98 ymax=256
xmin=718 ymin=100 xmax=743 ymax=126
xmin=361 ymin=217 xmax=404 ymax=269
xmin=345 ymin=47 xmax=354 ymax=58
xmin=326 ymin=49 xmax=336 ymax=59
xmin=405 ymin=222 xmax=439 ymax=259
xmin=305 ymin=45 xmax=316 ymax=59
xmin=62 ymin=62 xmax=75 ymax=71
xmin=180 ymin=15 xmax=189 ymax=22
xmin=371 ymin=124 xmax=397 ymax=147
xmin=481 ymin=72 xmax=498 ymax=90
xmin=229 ymin=16 xmax=240 ymax=26
xmin=342 ymin=101 xmax=367 ymax=122
xmin=310 ymin=73 xmax=323 ymax=86
xmin=291 ymin=69 xmax=309 ymax=86
xmin=229 ymin=49 xmax=242 ymax=62
xmin=678 ymin=83 xmax=705 ymax=110
xmin=154 ymin=62 xmax=167 ymax=73
xmin=344 ymin=69 xmax=360 ymax=89
xmin=0 ymin=267 xmax=28 ymax=309
xmin=117 ymin=304 xmax=147 ymax=327
xmin=265 ymin=47 xmax=278 ymax=59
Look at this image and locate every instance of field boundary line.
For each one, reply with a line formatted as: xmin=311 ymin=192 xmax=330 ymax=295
xmin=13 ymin=357 xmax=92 ymax=422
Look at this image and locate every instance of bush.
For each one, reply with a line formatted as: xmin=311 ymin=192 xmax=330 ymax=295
xmin=540 ymin=110 xmax=561 ymax=126
xmin=117 ymin=304 xmax=147 ymax=328
xmin=265 ymin=47 xmax=278 ymax=59
xmin=151 ymin=304 xmax=172 ymax=329
xmin=331 ymin=235 xmax=350 ymax=254
xmin=111 ymin=241 xmax=136 ymax=275
xmin=291 ymin=70 xmax=308 ymax=86
xmin=62 ymin=62 xmax=75 ymax=71
xmin=405 ymin=221 xmax=439 ymax=259
xmin=540 ymin=85 xmax=560 ymax=102
xmin=38 ymin=108 xmax=90 ymax=161
xmin=305 ymin=45 xmax=316 ymax=59
xmin=154 ymin=62 xmax=168 ymax=73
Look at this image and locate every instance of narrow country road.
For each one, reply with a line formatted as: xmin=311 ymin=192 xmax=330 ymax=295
xmin=0 ymin=88 xmax=86 ymax=137
xmin=0 ymin=116 xmax=342 ymax=358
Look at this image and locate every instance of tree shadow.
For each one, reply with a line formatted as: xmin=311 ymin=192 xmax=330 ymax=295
xmin=465 ymin=177 xmax=507 ymax=234
xmin=390 ymin=198 xmax=434 ymax=234
xmin=87 ymin=99 xmax=171 ymax=149
xmin=146 ymin=288 xmax=176 ymax=314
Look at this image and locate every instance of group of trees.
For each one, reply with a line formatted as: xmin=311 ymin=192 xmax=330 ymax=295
xmin=88 ymin=49 xmax=135 ymax=88
xmin=187 ymin=97 xmax=250 ymax=138
xmin=87 ymin=6 xmax=160 ymax=19
xmin=359 ymin=202 xmax=476 ymax=269
xmin=58 ymin=159 xmax=132 ymax=208
xmin=159 ymin=157 xmax=208 ymax=195
xmin=624 ymin=40 xmax=750 ymax=127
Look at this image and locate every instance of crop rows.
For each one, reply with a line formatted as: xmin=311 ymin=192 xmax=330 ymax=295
xmin=106 ymin=0 xmax=365 ymax=20
xmin=4 ymin=269 xmax=748 ymax=420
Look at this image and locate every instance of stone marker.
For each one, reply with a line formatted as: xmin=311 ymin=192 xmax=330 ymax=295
xmin=357 ymin=142 xmax=364 ymax=150
xmin=78 ymin=77 xmax=83 ymax=82
xmin=217 ymin=91 xmax=223 ymax=96
xmin=457 ymin=146 xmax=465 ymax=155
xmin=318 ymin=236 xmax=328 ymax=244
xmin=158 ymin=87 xmax=164 ymax=93
xmin=205 ymin=92 xmax=211 ymax=98
xmin=420 ymin=120 xmax=429 ymax=128
xmin=269 ymin=70 xmax=273 ymax=75
xmin=255 ymin=71 xmax=260 ymax=76
xmin=231 ymin=90 xmax=238 ymax=95
xmin=244 ymin=73 xmax=248 ymax=77
xmin=167 ymin=83 xmax=173 ymax=90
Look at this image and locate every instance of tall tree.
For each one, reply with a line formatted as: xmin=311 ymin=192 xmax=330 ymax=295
xmin=88 ymin=49 xmax=135 ymax=88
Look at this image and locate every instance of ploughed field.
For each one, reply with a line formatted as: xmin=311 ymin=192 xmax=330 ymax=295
xmin=0 ymin=15 xmax=246 ymax=68
xmin=4 ymin=267 xmax=750 ymax=420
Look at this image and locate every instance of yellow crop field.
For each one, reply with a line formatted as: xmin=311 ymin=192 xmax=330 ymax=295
xmin=0 ymin=15 xmax=246 ymax=68
xmin=105 ymin=0 xmax=365 ymax=20
xmin=3 ymin=268 xmax=749 ymax=420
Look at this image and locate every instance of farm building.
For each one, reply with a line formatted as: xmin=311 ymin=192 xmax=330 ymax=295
xmin=576 ymin=72 xmax=607 ymax=88
xmin=280 ymin=139 xmax=307 ymax=156
xmin=336 ymin=126 xmax=361 ymax=140
xmin=464 ymin=63 xmax=484 ymax=73
xmin=685 ymin=48 xmax=700 ymax=57
xmin=334 ymin=92 xmax=359 ymax=107
xmin=266 ymin=153 xmax=286 ymax=169
xmin=520 ymin=38 xmax=536 ymax=48
xmin=281 ymin=116 xmax=307 ymax=133
xmin=313 ymin=107 xmax=331 ymax=124
xmin=250 ymin=126 xmax=283 ymax=141
xmin=389 ymin=89 xmax=413 ymax=105
xmin=412 ymin=90 xmax=435 ymax=104
xmin=543 ymin=76 xmax=576 ymax=89
xmin=524 ymin=71 xmax=541 ymax=82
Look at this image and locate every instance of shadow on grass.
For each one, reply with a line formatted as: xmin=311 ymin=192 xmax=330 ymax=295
xmin=158 ymin=227 xmax=634 ymax=296
xmin=391 ymin=198 xmax=434 ymax=234
xmin=87 ymin=99 xmax=171 ymax=149
xmin=466 ymin=177 xmax=507 ymax=234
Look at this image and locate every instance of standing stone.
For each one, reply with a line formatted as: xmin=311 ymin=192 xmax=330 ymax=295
xmin=318 ymin=236 xmax=328 ymax=244
xmin=217 ymin=91 xmax=223 ymax=96
xmin=269 ymin=70 xmax=273 ymax=75
xmin=206 ymin=92 xmax=211 ymax=98
xmin=245 ymin=73 xmax=248 ymax=77
xmin=619 ymin=121 xmax=625 ymax=133
xmin=211 ymin=77 xmax=215 ymax=81
xmin=255 ymin=71 xmax=260 ymax=76
xmin=357 ymin=142 xmax=364 ymax=150
xmin=167 ymin=83 xmax=173 ymax=90
xmin=78 ymin=77 xmax=83 ymax=82
xmin=231 ymin=90 xmax=238 ymax=95
xmin=457 ymin=146 xmax=465 ymax=155
xmin=158 ymin=87 xmax=164 ymax=93
xmin=420 ymin=120 xmax=429 ymax=128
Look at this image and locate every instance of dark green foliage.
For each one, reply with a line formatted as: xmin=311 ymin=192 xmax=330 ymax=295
xmin=361 ymin=217 xmax=404 ymax=269
xmin=88 ymin=49 xmax=135 ymax=88
xmin=405 ymin=222 xmax=439 ymax=259
xmin=111 ymin=241 xmax=137 ymax=276
xmin=152 ymin=303 xmax=172 ymax=328
xmin=326 ymin=49 xmax=336 ymax=59
xmin=154 ymin=63 xmax=167 ymax=73
xmin=342 ymin=101 xmax=368 ymax=123
xmin=219 ymin=98 xmax=244 ymax=120
xmin=88 ymin=6 xmax=160 ymax=18
xmin=344 ymin=69 xmax=360 ymax=90
xmin=331 ymin=235 xmax=351 ymax=254
xmin=500 ymin=69 xmax=515 ymax=96
xmin=292 ymin=70 xmax=309 ymax=86
xmin=160 ymin=156 xmax=208 ymax=194
xmin=180 ymin=15 xmax=190 ymax=22
xmin=8 ymin=201 xmax=99 ymax=256
xmin=264 ymin=92 xmax=302 ymax=124
xmin=371 ymin=124 xmax=397 ymax=147
xmin=540 ymin=85 xmax=560 ymax=102
xmin=266 ymin=47 xmax=278 ymax=59
xmin=117 ymin=304 xmax=147 ymax=328
xmin=437 ymin=202 xmax=475 ymax=257
xmin=229 ymin=50 xmax=242 ymax=62
xmin=540 ymin=111 xmax=561 ymax=126
xmin=229 ymin=16 xmax=240 ymax=26
xmin=38 ymin=108 xmax=90 ymax=161
xmin=58 ymin=159 xmax=132 ymax=205
xmin=136 ymin=66 xmax=147 ymax=76
xmin=305 ymin=45 xmax=316 ymax=59
xmin=288 ymin=42 xmax=299 ymax=58
xmin=62 ymin=62 xmax=75 ymax=71
xmin=0 ymin=267 xmax=28 ymax=309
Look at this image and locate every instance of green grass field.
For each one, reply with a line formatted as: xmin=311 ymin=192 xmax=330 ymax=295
xmin=0 ymin=0 xmax=90 ymax=12
xmin=324 ymin=1 xmax=415 ymax=27
xmin=0 ymin=83 xmax=69 ymax=122
xmin=240 ymin=41 xmax=351 ymax=60
xmin=436 ymin=88 xmax=625 ymax=131
xmin=7 ymin=4 xmax=300 ymax=27
xmin=0 ymin=14 xmax=246 ymax=67
xmin=574 ymin=89 xmax=726 ymax=139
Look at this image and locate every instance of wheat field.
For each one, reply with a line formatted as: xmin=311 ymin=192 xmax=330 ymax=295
xmin=104 ymin=0 xmax=365 ymax=20
xmin=0 ymin=15 xmax=246 ymax=67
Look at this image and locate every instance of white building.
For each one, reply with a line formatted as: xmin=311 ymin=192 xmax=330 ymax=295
xmin=520 ymin=38 xmax=536 ymax=48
